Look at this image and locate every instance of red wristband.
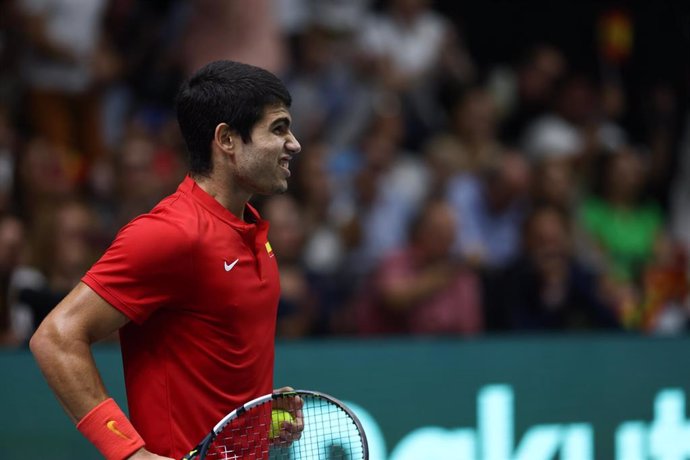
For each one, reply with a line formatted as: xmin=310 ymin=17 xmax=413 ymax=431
xmin=76 ymin=398 xmax=145 ymax=460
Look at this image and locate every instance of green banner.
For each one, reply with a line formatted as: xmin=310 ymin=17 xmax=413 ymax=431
xmin=2 ymin=335 xmax=689 ymax=459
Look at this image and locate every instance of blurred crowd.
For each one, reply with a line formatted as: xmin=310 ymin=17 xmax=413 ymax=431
xmin=0 ymin=0 xmax=689 ymax=346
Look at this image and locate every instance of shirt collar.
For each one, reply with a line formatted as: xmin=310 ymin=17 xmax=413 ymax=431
xmin=179 ymin=175 xmax=266 ymax=231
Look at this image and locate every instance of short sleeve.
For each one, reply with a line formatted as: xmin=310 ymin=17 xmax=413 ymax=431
xmin=82 ymin=213 xmax=196 ymax=324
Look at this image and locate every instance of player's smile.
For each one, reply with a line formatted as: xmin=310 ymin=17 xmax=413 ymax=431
xmin=234 ymin=104 xmax=300 ymax=195
xmin=278 ymin=157 xmax=291 ymax=177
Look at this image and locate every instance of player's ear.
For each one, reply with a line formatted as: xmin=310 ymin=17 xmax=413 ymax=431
xmin=214 ymin=123 xmax=235 ymax=155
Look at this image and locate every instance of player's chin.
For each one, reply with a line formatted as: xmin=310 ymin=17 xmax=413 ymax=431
xmin=258 ymin=182 xmax=288 ymax=196
xmin=273 ymin=180 xmax=289 ymax=194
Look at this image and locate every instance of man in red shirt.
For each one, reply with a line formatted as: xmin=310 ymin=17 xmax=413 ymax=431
xmin=30 ymin=60 xmax=302 ymax=460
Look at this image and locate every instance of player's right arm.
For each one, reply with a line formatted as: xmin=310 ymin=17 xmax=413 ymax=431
xmin=30 ymin=282 xmax=172 ymax=460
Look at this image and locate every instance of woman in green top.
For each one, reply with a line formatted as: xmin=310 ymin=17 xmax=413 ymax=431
xmin=578 ymin=146 xmax=664 ymax=283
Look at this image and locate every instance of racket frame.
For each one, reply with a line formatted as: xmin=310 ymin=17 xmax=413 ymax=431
xmin=182 ymin=389 xmax=369 ymax=460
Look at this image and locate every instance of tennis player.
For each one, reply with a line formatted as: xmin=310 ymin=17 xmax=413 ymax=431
xmin=30 ymin=60 xmax=303 ymax=460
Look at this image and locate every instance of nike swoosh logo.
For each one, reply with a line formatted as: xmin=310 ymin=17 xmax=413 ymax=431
xmin=106 ymin=420 xmax=129 ymax=440
xmin=224 ymin=259 xmax=239 ymax=271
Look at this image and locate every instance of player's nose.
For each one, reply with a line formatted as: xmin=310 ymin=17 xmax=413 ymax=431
xmin=286 ymin=132 xmax=301 ymax=155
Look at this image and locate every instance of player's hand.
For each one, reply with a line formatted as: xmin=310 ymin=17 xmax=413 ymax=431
xmin=126 ymin=447 xmax=174 ymax=459
xmin=272 ymin=386 xmax=304 ymax=445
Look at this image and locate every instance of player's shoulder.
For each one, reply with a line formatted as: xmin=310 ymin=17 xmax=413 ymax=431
xmin=117 ymin=189 xmax=201 ymax=251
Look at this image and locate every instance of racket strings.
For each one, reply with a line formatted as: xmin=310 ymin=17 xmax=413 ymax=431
xmin=205 ymin=402 xmax=272 ymax=459
xmin=205 ymin=394 xmax=365 ymax=460
xmin=270 ymin=395 xmax=365 ymax=460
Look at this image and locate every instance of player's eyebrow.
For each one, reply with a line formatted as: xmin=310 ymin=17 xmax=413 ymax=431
xmin=269 ymin=117 xmax=291 ymax=129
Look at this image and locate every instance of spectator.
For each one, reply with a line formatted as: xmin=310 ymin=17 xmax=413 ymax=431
xmin=17 ymin=136 xmax=75 ymax=222
xmin=489 ymin=206 xmax=619 ymax=331
xmin=358 ymin=0 xmax=474 ymax=147
xmin=109 ymin=128 xmax=184 ymax=235
xmin=285 ymin=22 xmax=372 ymax=151
xmin=334 ymin=112 xmax=429 ymax=278
xmin=446 ymin=150 xmax=531 ymax=270
xmin=424 ymin=86 xmax=504 ymax=179
xmin=530 ymin=156 xmax=578 ymax=214
xmin=99 ymin=0 xmax=186 ymax=150
xmin=21 ymin=200 xmax=102 ymax=333
xmin=84 ymin=121 xmax=185 ymax=242
xmin=577 ymin=146 xmax=667 ymax=328
xmin=17 ymin=0 xmax=113 ymax=184
xmin=578 ymin=146 xmax=665 ymax=284
xmin=421 ymin=134 xmax=464 ymax=199
xmin=521 ymin=74 xmax=626 ymax=165
xmin=262 ymin=194 xmax=317 ymax=339
xmin=494 ymin=43 xmax=567 ymax=144
xmin=288 ymin=142 xmax=351 ymax=333
xmin=355 ymin=199 xmax=483 ymax=335
xmin=641 ymin=82 xmax=683 ymax=210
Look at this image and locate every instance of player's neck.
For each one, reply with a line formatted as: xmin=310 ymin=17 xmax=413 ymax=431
xmin=193 ymin=174 xmax=251 ymax=221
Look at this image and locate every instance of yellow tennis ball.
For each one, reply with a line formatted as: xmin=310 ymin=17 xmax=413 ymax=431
xmin=269 ymin=409 xmax=294 ymax=438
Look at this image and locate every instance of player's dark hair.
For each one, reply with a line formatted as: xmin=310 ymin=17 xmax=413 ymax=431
xmin=175 ymin=60 xmax=292 ymax=176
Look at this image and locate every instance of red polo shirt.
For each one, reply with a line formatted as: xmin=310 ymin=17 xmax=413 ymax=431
xmin=82 ymin=176 xmax=280 ymax=458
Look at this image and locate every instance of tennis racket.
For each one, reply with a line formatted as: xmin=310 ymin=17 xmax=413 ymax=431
xmin=181 ymin=389 xmax=368 ymax=460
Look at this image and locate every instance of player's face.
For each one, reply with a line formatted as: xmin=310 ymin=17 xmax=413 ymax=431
xmin=234 ymin=105 xmax=301 ymax=195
